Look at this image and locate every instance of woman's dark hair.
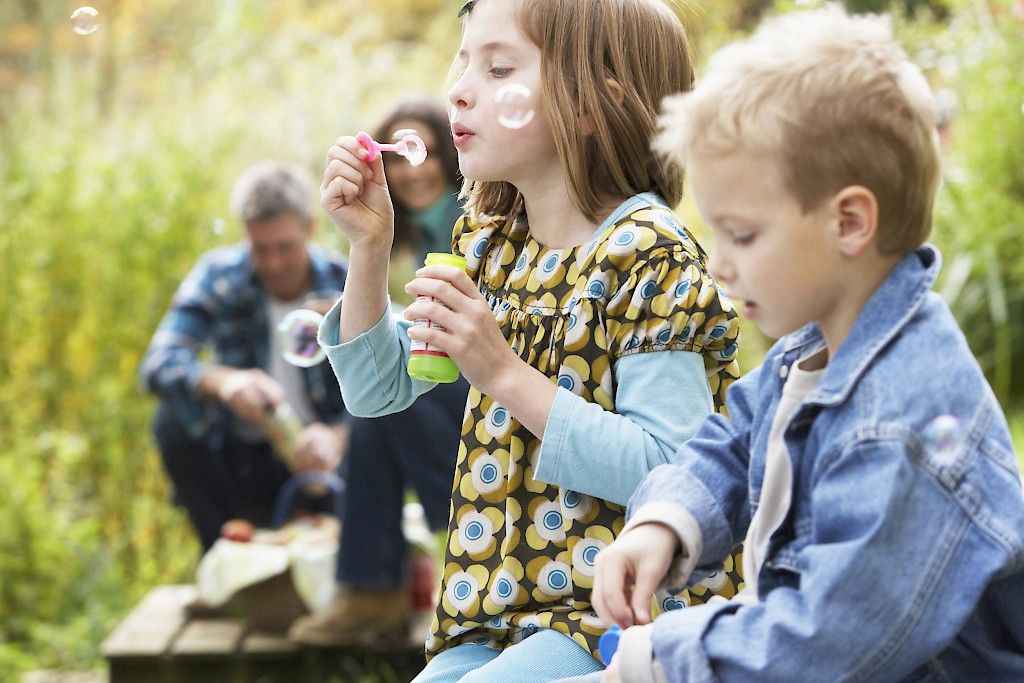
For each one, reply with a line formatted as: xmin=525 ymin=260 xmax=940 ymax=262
xmin=373 ymin=95 xmax=461 ymax=251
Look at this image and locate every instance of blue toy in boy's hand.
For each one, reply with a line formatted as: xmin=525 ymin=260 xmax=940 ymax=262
xmin=599 ymin=624 xmax=622 ymax=665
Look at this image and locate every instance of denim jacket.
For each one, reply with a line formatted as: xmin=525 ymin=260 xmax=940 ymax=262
xmin=139 ymin=243 xmax=349 ymax=445
xmin=628 ymin=244 xmax=1024 ymax=682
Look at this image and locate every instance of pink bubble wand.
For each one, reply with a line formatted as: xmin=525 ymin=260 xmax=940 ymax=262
xmin=355 ymin=131 xmax=428 ymax=167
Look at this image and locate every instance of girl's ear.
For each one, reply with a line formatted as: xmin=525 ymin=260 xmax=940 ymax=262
xmin=580 ymin=78 xmax=625 ymax=136
xmin=832 ymin=185 xmax=878 ymax=258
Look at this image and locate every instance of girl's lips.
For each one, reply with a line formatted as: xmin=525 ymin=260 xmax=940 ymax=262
xmin=451 ymin=124 xmax=474 ymax=147
xmin=742 ymin=301 xmax=758 ymax=318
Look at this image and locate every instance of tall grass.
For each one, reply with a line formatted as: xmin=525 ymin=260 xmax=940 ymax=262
xmin=0 ymin=2 xmax=459 ymax=675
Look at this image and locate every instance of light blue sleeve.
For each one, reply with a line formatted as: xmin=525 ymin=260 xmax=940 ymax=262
xmin=317 ymin=297 xmax=435 ymax=417
xmin=533 ymin=350 xmax=715 ymax=506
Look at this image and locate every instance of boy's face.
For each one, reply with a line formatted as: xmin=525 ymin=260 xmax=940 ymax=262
xmin=690 ymin=150 xmax=845 ymax=341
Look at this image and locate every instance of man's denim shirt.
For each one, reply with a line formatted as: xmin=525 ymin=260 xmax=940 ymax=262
xmin=139 ymin=243 xmax=348 ymax=445
xmin=630 ymin=245 xmax=1024 ymax=682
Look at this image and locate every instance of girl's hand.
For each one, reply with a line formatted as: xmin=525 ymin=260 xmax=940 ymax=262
xmin=321 ymin=136 xmax=395 ymax=249
xmin=403 ymin=265 xmax=521 ymax=396
xmin=592 ymin=523 xmax=679 ymax=628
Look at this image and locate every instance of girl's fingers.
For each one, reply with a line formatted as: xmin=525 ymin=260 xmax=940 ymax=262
xmin=404 ymin=299 xmax=459 ymax=332
xmin=404 ymin=277 xmax=470 ymax=312
xmin=325 ymin=145 xmax=373 ymax=179
xmin=414 ymin=266 xmax=480 ymax=299
xmin=325 ymin=159 xmax=365 ymax=191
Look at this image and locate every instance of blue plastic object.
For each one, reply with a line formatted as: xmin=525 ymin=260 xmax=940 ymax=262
xmin=598 ymin=623 xmax=622 ymax=665
xmin=271 ymin=471 xmax=344 ymax=528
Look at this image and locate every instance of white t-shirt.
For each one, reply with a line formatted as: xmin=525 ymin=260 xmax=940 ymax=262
xmin=737 ymin=351 xmax=825 ymax=602
xmin=266 ymin=296 xmax=318 ymax=427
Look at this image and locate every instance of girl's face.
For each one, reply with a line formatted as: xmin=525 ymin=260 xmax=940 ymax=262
xmin=447 ymin=0 xmax=558 ymax=189
xmin=384 ymin=118 xmax=449 ymax=212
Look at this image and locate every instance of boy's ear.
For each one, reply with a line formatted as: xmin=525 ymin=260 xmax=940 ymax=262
xmin=580 ymin=78 xmax=625 ymax=136
xmin=832 ymin=186 xmax=878 ymax=258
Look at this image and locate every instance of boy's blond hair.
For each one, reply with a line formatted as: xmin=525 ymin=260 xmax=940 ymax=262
xmin=655 ymin=4 xmax=941 ymax=255
xmin=457 ymin=0 xmax=693 ymax=222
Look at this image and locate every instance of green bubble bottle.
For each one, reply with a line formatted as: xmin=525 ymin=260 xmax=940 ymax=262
xmin=407 ymin=252 xmax=468 ymax=383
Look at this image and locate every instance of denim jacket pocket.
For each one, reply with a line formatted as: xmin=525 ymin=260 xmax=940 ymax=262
xmin=762 ymin=537 xmax=809 ymax=593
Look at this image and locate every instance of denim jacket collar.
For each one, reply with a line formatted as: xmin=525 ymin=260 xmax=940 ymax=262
xmin=782 ymin=243 xmax=941 ymax=407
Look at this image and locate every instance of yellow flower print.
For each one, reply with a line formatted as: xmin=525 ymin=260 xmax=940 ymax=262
xmin=530 ymin=250 xmax=569 ymax=290
xmin=529 ymin=557 xmax=574 ymax=602
xmin=555 ymin=354 xmax=591 ymax=396
xmin=559 ymin=488 xmax=598 ymax=525
xmin=473 ymin=400 xmax=514 ymax=446
xmin=450 ymin=505 xmax=504 ymax=562
xmin=522 ymin=442 xmax=546 ymax=494
xmin=526 ymin=497 xmax=567 ymax=551
xmin=509 ymin=243 xmax=536 ymax=289
xmin=569 ymin=524 xmax=614 ymax=586
xmin=500 ymin=496 xmax=522 ymax=554
xmin=563 ymin=301 xmax=594 ymax=352
xmin=441 ymin=563 xmax=490 ymax=619
xmin=482 ymin=557 xmax=527 ymax=615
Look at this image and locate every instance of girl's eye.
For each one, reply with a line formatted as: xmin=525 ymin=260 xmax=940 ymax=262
xmin=732 ymin=234 xmax=754 ymax=246
xmin=490 ymin=66 xmax=512 ymax=78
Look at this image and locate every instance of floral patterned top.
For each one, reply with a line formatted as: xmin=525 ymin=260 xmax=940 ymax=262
xmin=425 ymin=194 xmax=744 ymax=661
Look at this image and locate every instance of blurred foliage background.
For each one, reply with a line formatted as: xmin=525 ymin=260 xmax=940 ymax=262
xmin=0 ymin=0 xmax=1021 ymax=678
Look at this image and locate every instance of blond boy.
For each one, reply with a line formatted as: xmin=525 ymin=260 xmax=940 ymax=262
xmin=562 ymin=6 xmax=1024 ymax=682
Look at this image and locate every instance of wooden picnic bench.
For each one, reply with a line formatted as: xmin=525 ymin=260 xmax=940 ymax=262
xmin=102 ymin=584 xmax=428 ymax=682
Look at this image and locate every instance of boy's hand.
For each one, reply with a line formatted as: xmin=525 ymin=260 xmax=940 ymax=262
xmin=592 ymin=523 xmax=680 ymax=628
xmin=403 ymin=266 xmax=522 ymax=396
xmin=321 ymin=136 xmax=395 ymax=249
xmin=601 ymin=657 xmax=622 ymax=683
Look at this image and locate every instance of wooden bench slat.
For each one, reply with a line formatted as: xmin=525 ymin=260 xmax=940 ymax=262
xmin=171 ymin=619 xmax=247 ymax=656
xmin=102 ymin=585 xmax=196 ymax=658
xmin=242 ymin=630 xmax=300 ymax=655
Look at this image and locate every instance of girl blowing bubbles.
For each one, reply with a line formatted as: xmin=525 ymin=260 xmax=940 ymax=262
xmin=318 ymin=1 xmax=741 ymax=680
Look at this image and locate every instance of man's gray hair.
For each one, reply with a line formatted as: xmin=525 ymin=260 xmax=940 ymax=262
xmin=229 ymin=160 xmax=315 ymax=222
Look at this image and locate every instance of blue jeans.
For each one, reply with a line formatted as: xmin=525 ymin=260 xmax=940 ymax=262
xmin=336 ymin=377 xmax=468 ymax=588
xmin=414 ymin=628 xmax=604 ymax=683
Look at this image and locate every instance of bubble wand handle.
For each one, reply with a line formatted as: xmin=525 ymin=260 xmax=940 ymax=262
xmin=356 ymin=131 xmax=427 ymax=166
xmin=355 ymin=132 xmax=383 ymax=162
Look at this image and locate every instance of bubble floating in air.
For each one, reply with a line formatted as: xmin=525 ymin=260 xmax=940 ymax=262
xmin=278 ymin=309 xmax=326 ymax=367
xmin=495 ymin=84 xmax=535 ymax=129
xmin=71 ymin=6 xmax=99 ymax=36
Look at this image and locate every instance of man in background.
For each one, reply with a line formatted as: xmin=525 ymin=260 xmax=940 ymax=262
xmin=140 ymin=161 xmax=349 ymax=551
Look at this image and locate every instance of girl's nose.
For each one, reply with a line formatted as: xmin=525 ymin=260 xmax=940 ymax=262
xmin=448 ymin=74 xmax=473 ymax=110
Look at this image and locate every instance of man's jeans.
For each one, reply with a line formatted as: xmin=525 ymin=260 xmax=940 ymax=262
xmin=337 ymin=377 xmax=468 ymax=589
xmin=154 ymin=403 xmax=298 ymax=551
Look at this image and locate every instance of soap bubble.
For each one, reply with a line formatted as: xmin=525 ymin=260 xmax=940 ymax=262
xmin=389 ymin=130 xmax=428 ymax=166
xmin=922 ymin=414 xmax=961 ymax=457
xmin=398 ymin=137 xmax=427 ymax=166
xmin=71 ymin=6 xmax=99 ymax=36
xmin=495 ymin=84 xmax=535 ymax=129
xmin=278 ymin=309 xmax=326 ymax=367
xmin=212 ymin=218 xmax=226 ymax=236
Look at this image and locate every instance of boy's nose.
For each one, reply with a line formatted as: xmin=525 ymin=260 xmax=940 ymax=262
xmin=708 ymin=250 xmax=733 ymax=285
